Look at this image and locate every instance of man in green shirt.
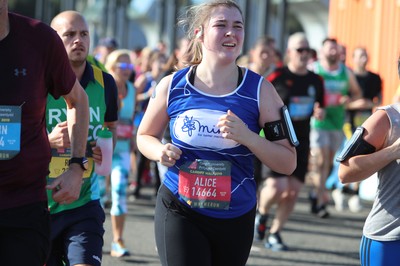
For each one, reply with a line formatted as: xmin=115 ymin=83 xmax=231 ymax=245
xmin=46 ymin=11 xmax=118 ymax=266
xmin=308 ymin=38 xmax=362 ymax=218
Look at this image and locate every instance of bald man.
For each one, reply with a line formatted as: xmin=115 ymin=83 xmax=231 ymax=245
xmin=255 ymin=32 xmax=325 ymax=251
xmin=47 ymin=11 xmax=118 ymax=266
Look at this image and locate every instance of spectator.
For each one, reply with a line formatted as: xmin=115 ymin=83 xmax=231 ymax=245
xmin=131 ymin=50 xmax=167 ymax=199
xmin=93 ymin=36 xmax=118 ymax=65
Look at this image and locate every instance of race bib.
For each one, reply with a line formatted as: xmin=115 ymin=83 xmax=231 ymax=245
xmin=288 ymin=96 xmax=314 ymax=121
xmin=178 ymin=159 xmax=231 ymax=210
xmin=116 ymin=118 xmax=134 ymax=139
xmin=48 ymin=146 xmax=93 ymax=178
xmin=325 ymin=92 xmax=342 ymax=106
xmin=0 ymin=105 xmax=22 ymax=160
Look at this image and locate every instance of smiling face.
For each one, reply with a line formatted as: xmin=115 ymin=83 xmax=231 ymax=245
xmin=51 ymin=11 xmax=90 ymax=67
xmin=201 ymin=6 xmax=244 ymax=64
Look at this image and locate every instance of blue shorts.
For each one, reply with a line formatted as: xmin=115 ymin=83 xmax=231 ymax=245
xmin=0 ymin=201 xmax=50 ymax=266
xmin=47 ymin=200 xmax=105 ymax=266
xmin=360 ymin=235 xmax=400 ymax=266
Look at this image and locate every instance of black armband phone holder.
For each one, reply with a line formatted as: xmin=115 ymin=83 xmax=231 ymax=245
xmin=336 ymin=127 xmax=376 ymax=162
xmin=263 ymin=106 xmax=299 ymax=147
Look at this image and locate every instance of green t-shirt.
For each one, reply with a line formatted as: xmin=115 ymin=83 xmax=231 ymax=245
xmin=311 ymin=62 xmax=349 ymax=130
xmin=46 ymin=66 xmax=106 ymax=214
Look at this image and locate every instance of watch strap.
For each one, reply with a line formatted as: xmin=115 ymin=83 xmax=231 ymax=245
xmin=69 ymin=157 xmax=88 ymax=170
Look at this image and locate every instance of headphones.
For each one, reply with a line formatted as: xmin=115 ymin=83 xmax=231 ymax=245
xmin=196 ymin=26 xmax=203 ymax=38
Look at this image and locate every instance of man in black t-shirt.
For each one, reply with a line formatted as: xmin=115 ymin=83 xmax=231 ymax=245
xmin=349 ymin=47 xmax=382 ymax=132
xmin=255 ymin=32 xmax=325 ymax=251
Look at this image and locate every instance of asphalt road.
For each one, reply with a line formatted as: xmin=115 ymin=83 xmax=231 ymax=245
xmin=101 ymin=184 xmax=370 ymax=266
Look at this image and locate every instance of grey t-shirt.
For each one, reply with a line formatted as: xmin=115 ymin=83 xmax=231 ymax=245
xmin=363 ymin=104 xmax=400 ymax=241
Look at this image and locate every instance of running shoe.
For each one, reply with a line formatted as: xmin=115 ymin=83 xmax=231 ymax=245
xmin=265 ymin=231 xmax=288 ymax=251
xmin=348 ymin=195 xmax=363 ymax=213
xmin=316 ymin=205 xmax=330 ymax=219
xmin=308 ymin=191 xmax=318 ymax=214
xmin=332 ymin=189 xmax=345 ymax=212
xmin=254 ymin=213 xmax=268 ymax=241
xmin=111 ymin=240 xmax=130 ymax=258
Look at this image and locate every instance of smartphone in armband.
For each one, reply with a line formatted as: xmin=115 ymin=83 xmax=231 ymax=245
xmin=281 ymin=106 xmax=299 ymax=147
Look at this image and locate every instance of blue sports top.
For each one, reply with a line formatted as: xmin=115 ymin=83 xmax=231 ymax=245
xmin=164 ymin=66 xmax=263 ymax=219
xmin=114 ymin=81 xmax=136 ymax=155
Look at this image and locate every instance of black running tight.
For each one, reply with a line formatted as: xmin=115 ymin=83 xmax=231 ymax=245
xmin=154 ymin=185 xmax=256 ymax=266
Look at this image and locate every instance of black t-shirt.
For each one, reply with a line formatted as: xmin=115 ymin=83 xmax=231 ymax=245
xmin=268 ymin=67 xmax=325 ymax=140
xmin=355 ymin=71 xmax=382 ymax=102
xmin=348 ymin=71 xmax=382 ymax=130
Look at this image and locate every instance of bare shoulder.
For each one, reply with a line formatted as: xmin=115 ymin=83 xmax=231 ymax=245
xmin=259 ymin=78 xmax=284 ymax=124
xmin=363 ymin=109 xmax=390 ymax=149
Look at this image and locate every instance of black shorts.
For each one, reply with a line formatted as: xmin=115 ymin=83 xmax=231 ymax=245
xmin=0 ymin=201 xmax=50 ymax=266
xmin=47 ymin=200 xmax=105 ymax=266
xmin=155 ymin=185 xmax=256 ymax=266
xmin=268 ymin=139 xmax=310 ymax=183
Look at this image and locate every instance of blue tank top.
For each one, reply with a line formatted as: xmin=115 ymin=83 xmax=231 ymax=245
xmin=114 ymin=81 xmax=136 ymax=154
xmin=164 ymin=66 xmax=263 ymax=218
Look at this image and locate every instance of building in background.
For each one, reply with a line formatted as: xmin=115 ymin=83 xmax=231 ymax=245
xmin=328 ymin=0 xmax=400 ymax=105
xmin=8 ymin=0 xmax=329 ymax=56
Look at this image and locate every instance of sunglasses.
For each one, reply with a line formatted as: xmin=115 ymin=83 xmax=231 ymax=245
xmin=115 ymin=62 xmax=134 ymax=70
xmin=295 ymin=47 xmax=310 ymax=53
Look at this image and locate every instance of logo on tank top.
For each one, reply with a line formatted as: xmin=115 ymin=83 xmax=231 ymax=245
xmin=172 ymin=109 xmax=239 ymax=149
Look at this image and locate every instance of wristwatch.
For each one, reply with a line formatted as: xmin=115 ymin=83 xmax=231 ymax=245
xmin=68 ymin=157 xmax=89 ymax=171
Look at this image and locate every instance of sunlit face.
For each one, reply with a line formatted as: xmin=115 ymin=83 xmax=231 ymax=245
xmin=53 ymin=14 xmax=90 ymax=67
xmin=321 ymin=40 xmax=339 ymax=65
xmin=113 ymin=54 xmax=133 ymax=81
xmin=352 ymin=48 xmax=368 ymax=69
xmin=288 ymin=39 xmax=310 ymax=68
xmin=252 ymin=43 xmax=274 ymax=67
xmin=152 ymin=55 xmax=167 ymax=75
xmin=202 ymin=6 xmax=244 ymax=64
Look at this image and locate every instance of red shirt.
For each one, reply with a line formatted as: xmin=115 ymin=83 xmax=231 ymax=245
xmin=0 ymin=12 xmax=76 ymax=210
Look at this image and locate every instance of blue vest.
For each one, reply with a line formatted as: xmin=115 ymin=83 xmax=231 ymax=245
xmin=164 ymin=66 xmax=262 ymax=218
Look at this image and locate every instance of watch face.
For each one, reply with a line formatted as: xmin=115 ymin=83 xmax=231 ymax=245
xmin=69 ymin=157 xmax=89 ymax=171
xmin=82 ymin=158 xmax=89 ymax=170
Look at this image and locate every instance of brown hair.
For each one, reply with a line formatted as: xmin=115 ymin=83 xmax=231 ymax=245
xmin=177 ymin=0 xmax=243 ymax=66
